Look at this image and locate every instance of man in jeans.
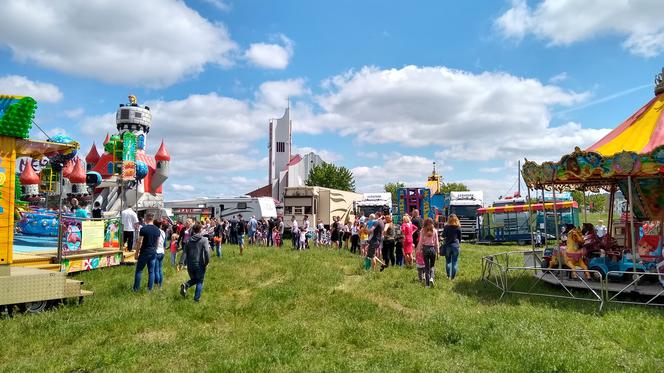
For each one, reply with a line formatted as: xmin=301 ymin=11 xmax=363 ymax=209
xmin=121 ymin=207 xmax=139 ymax=252
xmin=132 ymin=212 xmax=161 ymax=291
xmin=180 ymin=223 xmax=211 ymax=302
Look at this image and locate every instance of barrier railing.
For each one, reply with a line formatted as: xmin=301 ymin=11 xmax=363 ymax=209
xmin=481 ymin=250 xmax=664 ymax=311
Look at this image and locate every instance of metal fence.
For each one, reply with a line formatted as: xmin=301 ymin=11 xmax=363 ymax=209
xmin=481 ymin=250 xmax=664 ymax=311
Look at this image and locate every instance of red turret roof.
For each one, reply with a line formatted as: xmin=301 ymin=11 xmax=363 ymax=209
xmin=69 ymin=158 xmax=86 ymax=184
xmin=155 ymin=140 xmax=170 ymax=161
xmin=103 ymin=133 xmax=110 ymax=145
xmin=85 ymin=142 xmax=100 ymax=164
xmin=19 ymin=163 xmax=40 ymax=185
xmin=62 ymin=159 xmax=75 ymax=178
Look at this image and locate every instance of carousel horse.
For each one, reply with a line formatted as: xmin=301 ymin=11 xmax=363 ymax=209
xmin=549 ymin=226 xmax=590 ymax=279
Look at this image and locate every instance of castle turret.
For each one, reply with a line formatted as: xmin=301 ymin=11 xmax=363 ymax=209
xmin=68 ymin=158 xmax=88 ymax=197
xmin=19 ymin=162 xmax=40 ymax=200
xmin=85 ymin=142 xmax=100 ymax=171
xmin=62 ymin=159 xmax=74 ymax=179
xmin=116 ymin=95 xmax=151 ymax=151
xmin=151 ymin=140 xmax=170 ymax=192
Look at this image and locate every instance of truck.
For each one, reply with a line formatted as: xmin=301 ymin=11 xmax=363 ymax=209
xmin=354 ymin=192 xmax=392 ymax=218
xmin=447 ymin=191 xmax=483 ymax=240
xmin=164 ymin=197 xmax=277 ymax=221
xmin=283 ymin=186 xmax=362 ymax=229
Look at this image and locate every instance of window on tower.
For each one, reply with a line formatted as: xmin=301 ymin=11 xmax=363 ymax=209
xmin=277 ymin=142 xmax=285 ymax=152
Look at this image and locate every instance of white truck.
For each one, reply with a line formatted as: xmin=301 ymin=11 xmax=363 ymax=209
xmin=354 ymin=192 xmax=392 ymax=218
xmin=165 ymin=197 xmax=277 ymax=221
xmin=283 ymin=186 xmax=363 ymax=229
xmin=448 ymin=191 xmax=484 ymax=240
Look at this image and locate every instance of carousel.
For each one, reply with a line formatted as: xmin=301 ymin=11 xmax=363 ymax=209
xmin=482 ymin=70 xmax=664 ymax=310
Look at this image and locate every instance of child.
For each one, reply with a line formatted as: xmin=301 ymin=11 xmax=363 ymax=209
xmin=359 ymin=223 xmax=369 ymax=257
xmin=169 ymin=233 xmax=180 ymax=267
xmin=272 ymin=226 xmax=281 ymax=248
xmin=415 ymin=248 xmax=425 ymax=283
xmin=299 ymin=228 xmax=307 ymax=250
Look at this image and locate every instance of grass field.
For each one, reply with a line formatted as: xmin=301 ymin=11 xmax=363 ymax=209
xmin=2 ymin=242 xmax=664 ymax=372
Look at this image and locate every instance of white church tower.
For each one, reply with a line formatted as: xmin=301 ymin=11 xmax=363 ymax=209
xmin=269 ymin=107 xmax=292 ymax=200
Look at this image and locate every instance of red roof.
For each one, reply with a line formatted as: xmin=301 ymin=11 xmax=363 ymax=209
xmin=103 ymin=133 xmax=110 ymax=145
xmin=287 ymin=154 xmax=301 ymax=168
xmin=85 ymin=142 xmax=100 ymax=164
xmin=91 ymin=150 xmax=156 ymax=178
xmin=247 ymin=184 xmax=272 ymax=198
xmin=155 ymin=140 xmax=170 ymax=161
xmin=19 ymin=163 xmax=40 ymax=185
xmin=69 ymin=158 xmax=86 ymax=183
xmin=62 ymin=159 xmax=75 ymax=178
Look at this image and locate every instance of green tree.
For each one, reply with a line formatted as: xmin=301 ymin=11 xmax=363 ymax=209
xmin=570 ymin=191 xmax=607 ymax=213
xmin=384 ymin=182 xmax=405 ymax=206
xmin=440 ymin=182 xmax=469 ymax=194
xmin=306 ymin=162 xmax=356 ymax=192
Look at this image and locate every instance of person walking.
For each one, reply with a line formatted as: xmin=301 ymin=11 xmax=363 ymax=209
xmin=179 ymin=223 xmax=211 ymax=302
xmin=213 ymin=218 xmax=223 ymax=258
xmin=380 ymin=215 xmax=396 ymax=270
xmin=278 ymin=216 xmax=285 ymax=247
xmin=350 ymin=220 xmax=360 ymax=254
xmin=132 ymin=212 xmax=161 ymax=291
xmin=237 ymin=215 xmax=246 ymax=255
xmin=303 ymin=215 xmax=311 ymax=249
xmin=121 ymin=207 xmax=139 ymax=252
xmin=291 ymin=216 xmax=299 ymax=249
xmin=366 ymin=212 xmax=385 ymax=270
xmin=441 ymin=214 xmax=462 ymax=281
xmin=400 ymin=215 xmax=418 ymax=266
xmin=411 ymin=209 xmax=422 ymax=252
xmin=267 ymin=217 xmax=275 ymax=247
xmin=416 ymin=218 xmax=439 ymax=288
xmin=153 ymin=221 xmax=166 ymax=289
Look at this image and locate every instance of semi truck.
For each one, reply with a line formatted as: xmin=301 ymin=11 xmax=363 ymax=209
xmin=354 ymin=192 xmax=392 ymax=218
xmin=283 ymin=186 xmax=362 ymax=229
xmin=447 ymin=191 xmax=483 ymax=240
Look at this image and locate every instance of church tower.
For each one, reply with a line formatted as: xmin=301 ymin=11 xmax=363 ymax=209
xmin=268 ymin=107 xmax=292 ymax=199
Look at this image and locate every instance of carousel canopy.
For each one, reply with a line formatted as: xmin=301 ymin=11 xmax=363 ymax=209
xmin=587 ymin=94 xmax=664 ymax=156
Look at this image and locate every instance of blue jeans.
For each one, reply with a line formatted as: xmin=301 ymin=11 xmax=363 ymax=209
xmin=133 ymin=252 xmax=156 ymax=291
xmin=170 ymin=252 xmax=177 ymax=267
xmin=445 ymin=245 xmax=460 ymax=280
xmin=215 ymin=240 xmax=222 ymax=258
xmin=185 ymin=265 xmax=206 ymax=301
xmin=154 ymin=253 xmax=164 ymax=287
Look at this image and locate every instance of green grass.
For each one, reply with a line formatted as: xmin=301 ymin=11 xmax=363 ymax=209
xmin=2 ymin=243 xmax=664 ymax=372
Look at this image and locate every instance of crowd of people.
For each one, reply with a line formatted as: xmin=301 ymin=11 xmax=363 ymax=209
xmin=130 ymin=208 xmax=465 ymax=300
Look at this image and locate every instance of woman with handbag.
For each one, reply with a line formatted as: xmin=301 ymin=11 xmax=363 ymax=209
xmin=441 ymin=214 xmax=462 ymax=280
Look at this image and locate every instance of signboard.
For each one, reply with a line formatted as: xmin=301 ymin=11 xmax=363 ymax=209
xmin=60 ymin=218 xmax=82 ymax=254
xmin=121 ymin=132 xmax=137 ymax=181
xmin=104 ymin=218 xmax=120 ymax=248
xmin=16 ymin=156 xmax=49 ymax=173
xmin=82 ymin=220 xmax=105 ymax=250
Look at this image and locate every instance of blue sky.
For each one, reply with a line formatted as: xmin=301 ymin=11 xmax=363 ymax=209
xmin=1 ymin=0 xmax=662 ymax=202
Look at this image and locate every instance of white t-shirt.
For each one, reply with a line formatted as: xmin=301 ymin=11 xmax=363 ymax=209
xmin=156 ymin=230 xmax=166 ymax=254
xmin=121 ymin=208 xmax=139 ymax=232
xmin=292 ymin=220 xmax=299 ymax=231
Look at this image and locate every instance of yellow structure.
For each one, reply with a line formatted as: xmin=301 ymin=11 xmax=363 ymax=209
xmin=0 ymin=136 xmax=17 ymax=266
xmin=425 ymin=162 xmax=443 ymax=195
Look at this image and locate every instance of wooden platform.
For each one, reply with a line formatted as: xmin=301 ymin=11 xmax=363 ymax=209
xmin=535 ymin=270 xmax=664 ymax=297
xmin=12 ymin=248 xmax=126 ymax=273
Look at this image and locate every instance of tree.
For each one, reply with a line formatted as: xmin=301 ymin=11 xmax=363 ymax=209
xmin=384 ymin=182 xmax=405 ymax=206
xmin=440 ymin=182 xmax=469 ymax=194
xmin=306 ymin=162 xmax=356 ymax=192
xmin=571 ymin=191 xmax=606 ymax=213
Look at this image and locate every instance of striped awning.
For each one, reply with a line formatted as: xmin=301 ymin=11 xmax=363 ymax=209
xmin=478 ymin=201 xmax=578 ymax=214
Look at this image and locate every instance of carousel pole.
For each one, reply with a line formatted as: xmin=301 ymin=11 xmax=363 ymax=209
xmin=551 ymin=187 xmax=562 ymax=271
xmin=541 ymin=188 xmax=548 ymax=247
xmin=582 ymin=189 xmax=588 ymax=224
xmin=607 ymin=185 xmax=615 ymax=238
xmin=627 ymin=176 xmax=638 ymax=274
xmin=526 ymin=184 xmax=536 ymax=259
xmin=56 ymin=168 xmax=64 ymax=264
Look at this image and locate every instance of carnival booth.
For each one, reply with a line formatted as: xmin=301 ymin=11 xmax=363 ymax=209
xmin=0 ymin=95 xmax=92 ymax=314
xmin=482 ymin=71 xmax=664 ymax=310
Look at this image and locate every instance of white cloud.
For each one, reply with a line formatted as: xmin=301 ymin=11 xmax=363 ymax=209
xmin=31 ymin=127 xmax=68 ymax=141
xmin=202 ymin=0 xmax=232 ymax=12
xmin=171 ymin=184 xmax=196 ymax=192
xmin=479 ymin=167 xmax=503 ymax=173
xmin=549 ymin=72 xmax=568 ymax=83
xmin=357 ymin=151 xmax=379 ymax=159
xmin=311 ymin=65 xmax=603 ymax=162
xmin=244 ymin=34 xmax=294 ymax=69
xmin=352 ymin=153 xmax=450 ymax=193
xmin=0 ymin=75 xmax=62 ymax=102
xmin=0 ymin=0 xmax=237 ymax=87
xmin=496 ymin=0 xmax=664 ymax=57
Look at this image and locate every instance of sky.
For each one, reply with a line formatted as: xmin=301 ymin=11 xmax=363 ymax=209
xmin=1 ymin=0 xmax=663 ymax=203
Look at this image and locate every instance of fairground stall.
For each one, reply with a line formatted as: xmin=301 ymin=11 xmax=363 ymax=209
xmin=0 ymin=95 xmax=92 ymax=314
xmin=481 ymin=71 xmax=664 ymax=310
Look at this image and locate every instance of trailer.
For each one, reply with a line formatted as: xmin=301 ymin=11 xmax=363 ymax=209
xmin=447 ymin=191 xmax=483 ymax=240
xmin=283 ymin=186 xmax=362 ymax=228
xmin=354 ymin=192 xmax=392 ymax=218
xmin=165 ymin=197 xmax=277 ymax=221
